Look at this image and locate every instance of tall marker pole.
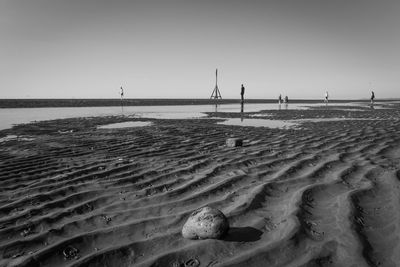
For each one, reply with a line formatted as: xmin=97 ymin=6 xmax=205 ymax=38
xmin=210 ymin=68 xmax=222 ymax=100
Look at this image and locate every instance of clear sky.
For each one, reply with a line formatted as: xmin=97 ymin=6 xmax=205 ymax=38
xmin=1 ymin=0 xmax=399 ymax=99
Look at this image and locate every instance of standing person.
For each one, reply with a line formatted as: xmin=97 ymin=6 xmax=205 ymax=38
xmin=284 ymin=96 xmax=288 ymax=103
xmin=324 ymin=91 xmax=329 ymax=104
xmin=120 ymin=86 xmax=125 ymax=112
xmin=370 ymin=91 xmax=375 ymax=104
xmin=240 ymin=84 xmax=245 ymax=102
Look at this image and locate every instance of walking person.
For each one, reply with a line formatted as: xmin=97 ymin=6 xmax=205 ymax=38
xmin=370 ymin=91 xmax=375 ymax=104
xmin=120 ymin=86 xmax=125 ymax=112
xmin=240 ymin=84 xmax=245 ymax=102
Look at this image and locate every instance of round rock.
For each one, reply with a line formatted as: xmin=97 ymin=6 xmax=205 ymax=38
xmin=182 ymin=206 xmax=229 ymax=240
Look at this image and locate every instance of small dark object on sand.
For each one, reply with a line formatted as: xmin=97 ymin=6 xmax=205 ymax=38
xmin=63 ymin=246 xmax=80 ymax=260
xmin=185 ymin=258 xmax=200 ymax=266
xmin=20 ymin=223 xmax=35 ymax=237
xmin=171 ymin=258 xmax=200 ymax=267
xmin=226 ymin=138 xmax=243 ymax=147
xmin=101 ymin=215 xmax=112 ymax=223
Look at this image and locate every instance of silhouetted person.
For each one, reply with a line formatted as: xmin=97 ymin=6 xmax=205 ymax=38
xmin=241 ymin=84 xmax=245 ymax=102
xmin=120 ymin=86 xmax=124 ymax=99
xmin=278 ymin=94 xmax=282 ymax=104
xmin=370 ymin=91 xmax=375 ymax=104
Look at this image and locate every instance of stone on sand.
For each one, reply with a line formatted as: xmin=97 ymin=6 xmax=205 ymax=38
xmin=226 ymin=138 xmax=243 ymax=147
xmin=182 ymin=206 xmax=229 ymax=240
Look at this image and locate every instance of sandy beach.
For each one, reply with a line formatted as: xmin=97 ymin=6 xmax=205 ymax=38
xmin=1 ymin=102 xmax=400 ymax=267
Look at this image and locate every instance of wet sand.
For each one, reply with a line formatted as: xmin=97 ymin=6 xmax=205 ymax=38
xmin=0 ymin=98 xmax=388 ymax=108
xmin=1 ymin=103 xmax=400 ymax=267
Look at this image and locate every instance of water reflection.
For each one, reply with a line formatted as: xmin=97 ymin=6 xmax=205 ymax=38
xmin=213 ymin=103 xmax=220 ymax=117
xmin=0 ymin=102 xmax=374 ymax=131
xmin=216 ymin=101 xmax=298 ymax=128
xmin=98 ymin=121 xmax=152 ymax=129
xmin=218 ymin=116 xmax=379 ymax=128
xmin=241 ymin=102 xmax=244 ymax=122
xmin=218 ymin=118 xmax=297 ymax=128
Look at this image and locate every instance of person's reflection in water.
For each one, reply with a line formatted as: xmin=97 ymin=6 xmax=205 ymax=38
xmin=284 ymin=96 xmax=289 ymax=110
xmin=240 ymin=102 xmax=244 ymax=122
xmin=214 ymin=103 xmax=218 ymax=116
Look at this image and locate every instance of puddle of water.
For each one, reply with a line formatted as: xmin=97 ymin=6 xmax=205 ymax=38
xmin=0 ymin=135 xmax=35 ymax=142
xmin=136 ymin=112 xmax=203 ymax=119
xmin=216 ymin=117 xmax=380 ymax=129
xmin=0 ymin=135 xmax=18 ymax=142
xmin=1 ymin=101 xmax=394 ymax=131
xmin=98 ymin=121 xmax=152 ymax=129
xmin=290 ymin=118 xmax=378 ymax=123
xmin=330 ymin=108 xmax=368 ymax=112
xmin=249 ymin=114 xmax=273 ymax=118
xmin=217 ymin=118 xmax=297 ymax=128
xmin=351 ymin=102 xmax=396 ymax=110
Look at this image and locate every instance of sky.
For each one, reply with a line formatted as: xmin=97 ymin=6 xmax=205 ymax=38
xmin=1 ymin=0 xmax=399 ymax=99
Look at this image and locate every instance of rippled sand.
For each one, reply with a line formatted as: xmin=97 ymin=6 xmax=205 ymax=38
xmin=1 ymin=104 xmax=400 ymax=267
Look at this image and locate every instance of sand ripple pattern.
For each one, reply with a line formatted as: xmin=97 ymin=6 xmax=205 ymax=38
xmin=1 ymin=106 xmax=400 ymax=267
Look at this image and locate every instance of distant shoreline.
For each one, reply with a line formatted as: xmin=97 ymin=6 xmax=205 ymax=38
xmin=0 ymin=98 xmax=397 ymax=108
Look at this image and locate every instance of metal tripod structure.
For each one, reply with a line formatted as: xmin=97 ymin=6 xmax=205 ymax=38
xmin=210 ymin=69 xmax=222 ymax=99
